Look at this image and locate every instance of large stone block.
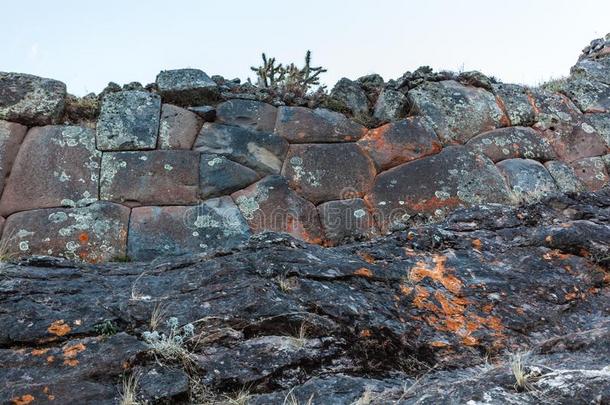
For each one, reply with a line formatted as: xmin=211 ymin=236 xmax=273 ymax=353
xmin=128 ymin=197 xmax=250 ymax=261
xmin=0 ymin=202 xmax=130 ymax=262
xmin=231 ymin=175 xmax=323 ymax=243
xmin=216 ymin=99 xmax=277 ymax=132
xmin=274 ymin=107 xmax=367 ymax=143
xmin=96 ymin=91 xmax=161 ymax=151
xmin=194 ymin=123 xmax=289 ymax=175
xmin=408 ymin=80 xmax=505 ymax=144
xmin=492 ymin=83 xmax=537 ymax=126
xmin=563 ymin=76 xmax=610 ymax=113
xmin=0 ymin=120 xmax=27 ymax=194
xmin=317 ymin=198 xmax=377 ymax=246
xmin=496 ymin=159 xmax=558 ymax=203
xmin=466 ymin=127 xmax=556 ymax=163
xmin=571 ymin=56 xmax=610 ymax=85
xmin=100 ymin=151 xmax=199 ymax=206
xmin=367 ymin=146 xmax=511 ymax=233
xmin=586 ymin=113 xmax=610 ymax=147
xmin=570 ymin=156 xmax=609 ymax=191
xmin=357 ymin=117 xmax=441 ymax=170
xmin=0 ymin=126 xmax=100 ymax=216
xmin=158 ymin=104 xmax=202 ymax=149
xmin=330 ymin=78 xmax=369 ymax=115
xmin=373 ymin=89 xmax=408 ymax=122
xmin=200 ymin=154 xmax=259 ymax=199
xmin=156 ymin=69 xmax=219 ymax=106
xmin=281 ymin=143 xmax=376 ymax=204
xmin=531 ymin=89 xmax=607 ymax=162
xmin=0 ymin=72 xmax=66 ymax=126
xmin=544 ymin=161 xmax=586 ymax=194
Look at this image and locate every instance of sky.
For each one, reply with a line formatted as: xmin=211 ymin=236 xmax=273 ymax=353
xmin=2 ymin=0 xmax=609 ymax=96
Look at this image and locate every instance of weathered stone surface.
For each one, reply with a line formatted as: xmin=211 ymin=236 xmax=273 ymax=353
xmin=137 ymin=366 xmax=190 ymax=403
xmin=408 ymin=80 xmax=506 ymax=144
xmin=128 ymin=197 xmax=250 ymax=261
xmin=0 ymin=72 xmax=66 ymax=126
xmin=571 ymin=56 xmax=610 ymax=85
xmin=317 ymin=198 xmax=377 ymax=246
xmin=232 ymin=175 xmax=323 ymax=243
xmin=194 ymin=123 xmax=289 ymax=175
xmin=497 ymin=158 xmax=559 ymax=203
xmin=544 ymin=160 xmax=586 ymax=193
xmin=492 ymin=82 xmax=537 ymax=126
xmin=570 ymin=156 xmax=610 ymax=191
xmin=156 ymin=68 xmax=219 ymax=106
xmin=531 ymin=89 xmax=607 ymax=162
xmin=330 ymin=78 xmax=369 ymax=115
xmin=281 ymin=143 xmax=376 ymax=204
xmin=563 ymin=75 xmax=610 ymax=113
xmin=199 ymin=153 xmax=259 ymax=199
xmin=0 ymin=120 xmax=27 ymax=194
xmin=0 ymin=202 xmax=129 ymax=262
xmin=96 ymin=91 xmax=161 ymax=151
xmin=586 ymin=112 xmax=610 ymax=147
xmin=274 ymin=106 xmax=367 ymax=143
xmin=0 ymin=126 xmax=100 ymax=216
xmin=466 ymin=126 xmax=556 ymax=163
xmin=373 ymin=89 xmax=408 ymax=122
xmin=216 ymin=99 xmax=277 ymax=132
xmin=357 ymin=117 xmax=442 ymax=170
xmin=188 ymin=105 xmax=217 ymax=121
xmin=100 ymin=150 xmax=199 ymax=206
xmin=368 ymin=146 xmax=512 ymax=232
xmin=158 ymin=104 xmax=202 ymax=149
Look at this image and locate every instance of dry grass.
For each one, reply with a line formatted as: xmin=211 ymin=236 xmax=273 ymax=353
xmin=223 ymin=388 xmax=252 ymax=405
xmin=283 ymin=387 xmax=314 ymax=405
xmin=276 ymin=274 xmax=297 ymax=293
xmin=510 ymin=352 xmax=536 ymax=392
xmin=119 ymin=373 xmax=141 ymax=405
xmin=289 ymin=322 xmax=310 ymax=348
xmin=130 ymin=272 xmax=151 ymax=301
xmin=149 ymin=302 xmax=167 ymax=331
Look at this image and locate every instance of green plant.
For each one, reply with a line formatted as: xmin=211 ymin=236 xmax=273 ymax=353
xmin=93 ymin=319 xmax=119 ymax=336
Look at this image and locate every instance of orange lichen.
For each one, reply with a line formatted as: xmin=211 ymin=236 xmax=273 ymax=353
xmin=47 ymin=320 xmax=71 ymax=337
xmin=46 ymin=355 xmax=55 ymax=363
xmin=360 ymin=329 xmax=372 ymax=338
xmin=430 ymin=340 xmax=449 ymax=347
xmin=78 ymin=232 xmax=89 ymax=244
xmin=358 ymin=251 xmax=376 ymax=264
xmin=354 ymin=267 xmax=373 ymax=278
xmin=31 ymin=348 xmax=49 ymax=356
xmin=400 ymin=284 xmax=413 ymax=295
xmin=63 ymin=358 xmax=79 ymax=367
xmin=11 ymin=395 xmax=35 ymax=405
xmin=409 ymin=255 xmax=462 ymax=294
xmin=410 ymin=196 xmax=462 ymax=213
xmin=471 ymin=239 xmax=482 ymax=250
xmin=63 ymin=343 xmax=86 ymax=359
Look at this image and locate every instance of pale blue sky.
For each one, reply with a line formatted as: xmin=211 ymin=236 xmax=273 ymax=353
xmin=2 ymin=0 xmax=609 ymax=96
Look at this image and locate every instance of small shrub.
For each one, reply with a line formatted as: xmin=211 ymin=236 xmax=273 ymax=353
xmin=142 ymin=317 xmax=195 ymax=368
xmin=510 ymin=352 xmax=537 ymax=392
xmin=93 ymin=319 xmax=119 ymax=336
xmin=119 ymin=373 xmax=141 ymax=405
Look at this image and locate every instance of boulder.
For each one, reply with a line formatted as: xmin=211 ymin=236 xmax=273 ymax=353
xmin=231 ymin=175 xmax=323 ymax=243
xmin=544 ymin=161 xmax=586 ymax=193
xmin=158 ymin=104 xmax=202 ymax=149
xmin=317 ymin=198 xmax=377 ymax=246
xmin=128 ymin=197 xmax=250 ymax=261
xmin=0 ymin=202 xmax=130 ymax=262
xmin=571 ymin=56 xmax=610 ymax=84
xmin=0 ymin=72 xmax=66 ymax=126
xmin=274 ymin=106 xmax=367 ymax=143
xmin=0 ymin=126 xmax=100 ymax=216
xmin=496 ymin=159 xmax=559 ymax=203
xmin=373 ymin=89 xmax=408 ymax=122
xmin=357 ymin=117 xmax=441 ymax=170
xmin=200 ymin=153 xmax=259 ymax=199
xmin=194 ymin=123 xmax=289 ymax=175
xmin=466 ymin=127 xmax=556 ymax=163
xmin=531 ymin=89 xmax=607 ymax=162
xmin=0 ymin=120 xmax=27 ymax=194
xmin=156 ymin=68 xmax=219 ymax=106
xmin=367 ymin=146 xmax=512 ymax=232
xmin=585 ymin=113 xmax=610 ymax=147
xmin=216 ymin=99 xmax=277 ymax=132
xmin=570 ymin=156 xmax=609 ymax=191
xmin=562 ymin=75 xmax=610 ymax=113
xmin=408 ymin=80 xmax=506 ymax=144
xmin=96 ymin=91 xmax=161 ymax=151
xmin=100 ymin=150 xmax=199 ymax=206
xmin=329 ymin=78 xmax=369 ymax=116
xmin=492 ymin=83 xmax=537 ymax=126
xmin=281 ymin=143 xmax=376 ymax=204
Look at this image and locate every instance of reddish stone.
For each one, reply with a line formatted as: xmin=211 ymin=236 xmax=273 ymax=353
xmin=367 ymin=146 xmax=512 ymax=233
xmin=357 ymin=117 xmax=441 ymax=170
xmin=274 ymin=107 xmax=367 ymax=143
xmin=158 ymin=104 xmax=203 ymax=149
xmin=0 ymin=120 xmax=27 ymax=194
xmin=466 ymin=127 xmax=556 ymax=163
xmin=231 ymin=175 xmax=323 ymax=244
xmin=0 ymin=202 xmax=130 ymax=262
xmin=281 ymin=143 xmax=376 ymax=204
xmin=570 ymin=157 xmax=609 ymax=191
xmin=0 ymin=126 xmax=101 ymax=217
xmin=216 ymin=99 xmax=277 ymax=132
xmin=100 ymin=150 xmax=199 ymax=206
xmin=317 ymin=198 xmax=378 ymax=246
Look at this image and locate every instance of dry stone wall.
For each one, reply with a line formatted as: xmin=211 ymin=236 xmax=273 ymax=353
xmin=0 ymin=35 xmax=609 ymax=262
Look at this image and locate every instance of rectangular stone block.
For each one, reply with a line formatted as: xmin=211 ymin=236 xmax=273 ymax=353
xmin=0 ymin=120 xmax=27 ymax=195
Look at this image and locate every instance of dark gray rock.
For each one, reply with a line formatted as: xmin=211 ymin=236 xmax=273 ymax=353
xmin=497 ymin=158 xmax=559 ymax=203
xmin=492 ymin=82 xmax=537 ymax=126
xmin=137 ymin=366 xmax=190 ymax=402
xmin=275 ymin=106 xmax=367 ymax=143
xmin=563 ymin=75 xmax=610 ymax=113
xmin=330 ymin=78 xmax=369 ymax=116
xmin=0 ymin=120 xmax=27 ymax=195
xmin=317 ymin=198 xmax=378 ymax=246
xmin=194 ymin=123 xmax=289 ymax=175
xmin=156 ymin=68 xmax=219 ymax=106
xmin=158 ymin=104 xmax=202 ymax=149
xmin=586 ymin=113 xmax=610 ymax=147
xmin=216 ymin=99 xmax=277 ymax=132
xmin=544 ymin=160 xmax=586 ymax=194
xmin=0 ymin=72 xmax=66 ymax=126
xmin=96 ymin=91 xmax=161 ymax=151
xmin=199 ymin=153 xmax=259 ymax=198
xmin=188 ymin=105 xmax=217 ymax=121
xmin=373 ymin=89 xmax=409 ymax=122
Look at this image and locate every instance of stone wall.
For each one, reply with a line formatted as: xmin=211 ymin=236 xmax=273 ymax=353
xmin=0 ymin=35 xmax=609 ymax=262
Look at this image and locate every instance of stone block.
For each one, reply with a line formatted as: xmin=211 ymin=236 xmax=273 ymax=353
xmin=492 ymin=83 xmax=536 ymax=126
xmin=275 ymin=107 xmax=367 ymax=143
xmin=544 ymin=161 xmax=586 ymax=194
xmin=200 ymin=154 xmax=259 ymax=199
xmin=570 ymin=156 xmax=609 ymax=191
xmin=156 ymin=69 xmax=219 ymax=106
xmin=158 ymin=104 xmax=202 ymax=149
xmin=373 ymin=89 xmax=408 ymax=122
xmin=216 ymin=99 xmax=277 ymax=132
xmin=0 ymin=120 xmax=27 ymax=194
xmin=496 ymin=159 xmax=559 ymax=203
xmin=317 ymin=198 xmax=377 ymax=246
xmin=466 ymin=127 xmax=556 ymax=163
